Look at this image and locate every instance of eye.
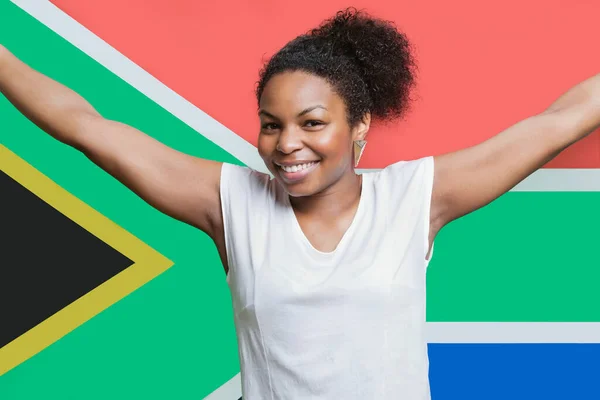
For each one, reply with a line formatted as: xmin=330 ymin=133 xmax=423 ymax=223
xmin=261 ymin=122 xmax=280 ymax=131
xmin=304 ymin=120 xmax=324 ymax=128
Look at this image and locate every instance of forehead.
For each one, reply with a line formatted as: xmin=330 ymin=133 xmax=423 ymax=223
xmin=259 ymin=71 xmax=344 ymax=115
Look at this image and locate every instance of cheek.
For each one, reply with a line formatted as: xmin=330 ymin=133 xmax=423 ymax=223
xmin=313 ymin=128 xmax=351 ymax=160
xmin=257 ymin=134 xmax=276 ymax=159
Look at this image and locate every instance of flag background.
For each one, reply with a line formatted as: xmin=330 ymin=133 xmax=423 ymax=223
xmin=1 ymin=1 xmax=599 ymax=399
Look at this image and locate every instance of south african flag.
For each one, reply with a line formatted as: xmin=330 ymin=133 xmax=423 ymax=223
xmin=1 ymin=1 xmax=599 ymax=399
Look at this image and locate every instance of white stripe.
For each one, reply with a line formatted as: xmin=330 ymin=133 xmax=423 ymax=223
xmin=205 ymin=322 xmax=600 ymax=398
xmin=11 ymin=1 xmax=599 ymax=192
xmin=203 ymin=373 xmax=241 ymax=400
xmin=426 ymin=322 xmax=600 ymax=343
xmin=11 ymin=0 xmax=269 ymax=174
xmin=510 ymin=168 xmax=600 ymax=191
xmin=357 ymin=168 xmax=600 ymax=191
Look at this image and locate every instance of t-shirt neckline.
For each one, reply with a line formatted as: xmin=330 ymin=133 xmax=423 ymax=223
xmin=285 ymin=173 xmax=370 ymax=263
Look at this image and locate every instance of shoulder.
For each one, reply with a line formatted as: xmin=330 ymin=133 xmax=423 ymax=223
xmin=220 ymin=162 xmax=272 ymax=190
xmin=373 ymin=155 xmax=434 ymax=187
xmin=367 ymin=156 xmax=435 ymax=214
xmin=219 ymin=162 xmax=278 ymax=207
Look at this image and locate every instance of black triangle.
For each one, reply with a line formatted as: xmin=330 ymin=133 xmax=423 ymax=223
xmin=0 ymin=171 xmax=134 ymax=348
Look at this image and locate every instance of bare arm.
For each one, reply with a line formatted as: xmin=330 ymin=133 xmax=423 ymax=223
xmin=0 ymin=45 xmax=223 ymax=237
xmin=430 ymin=72 xmax=600 ymax=243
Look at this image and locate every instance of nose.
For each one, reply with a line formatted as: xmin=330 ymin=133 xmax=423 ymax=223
xmin=276 ymin=126 xmax=303 ymax=154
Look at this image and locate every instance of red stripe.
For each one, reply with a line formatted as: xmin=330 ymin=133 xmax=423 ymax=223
xmin=50 ymin=0 xmax=600 ymax=168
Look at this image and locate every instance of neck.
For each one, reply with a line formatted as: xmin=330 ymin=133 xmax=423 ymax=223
xmin=290 ymin=170 xmax=363 ymax=219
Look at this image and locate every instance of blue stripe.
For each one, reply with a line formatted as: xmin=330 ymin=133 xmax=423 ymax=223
xmin=429 ymin=344 xmax=600 ymax=399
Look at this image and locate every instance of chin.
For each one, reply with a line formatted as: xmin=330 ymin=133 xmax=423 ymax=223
xmin=277 ymin=178 xmax=321 ymax=198
xmin=280 ymin=182 xmax=312 ymax=197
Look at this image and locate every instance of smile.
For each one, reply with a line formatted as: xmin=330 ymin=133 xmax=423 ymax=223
xmin=278 ymin=161 xmax=318 ymax=173
xmin=275 ymin=161 xmax=320 ymax=183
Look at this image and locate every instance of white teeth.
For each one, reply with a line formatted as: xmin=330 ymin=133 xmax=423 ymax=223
xmin=280 ymin=161 xmax=316 ymax=173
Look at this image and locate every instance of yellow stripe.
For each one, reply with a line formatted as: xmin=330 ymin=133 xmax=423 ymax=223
xmin=0 ymin=145 xmax=174 ymax=376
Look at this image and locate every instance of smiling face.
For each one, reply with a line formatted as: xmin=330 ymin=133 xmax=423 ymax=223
xmin=257 ymin=71 xmax=370 ymax=197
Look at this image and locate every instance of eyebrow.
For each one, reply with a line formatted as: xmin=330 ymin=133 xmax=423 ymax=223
xmin=258 ymin=105 xmax=328 ymax=119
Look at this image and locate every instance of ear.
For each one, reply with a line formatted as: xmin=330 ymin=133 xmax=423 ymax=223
xmin=352 ymin=112 xmax=371 ymax=141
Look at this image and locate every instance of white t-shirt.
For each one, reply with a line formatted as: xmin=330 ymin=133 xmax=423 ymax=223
xmin=220 ymin=156 xmax=435 ymax=400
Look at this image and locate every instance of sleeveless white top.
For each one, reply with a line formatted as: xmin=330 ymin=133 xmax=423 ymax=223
xmin=220 ymin=156 xmax=435 ymax=399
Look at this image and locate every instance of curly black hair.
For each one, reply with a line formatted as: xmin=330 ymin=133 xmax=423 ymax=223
xmin=256 ymin=7 xmax=418 ymax=127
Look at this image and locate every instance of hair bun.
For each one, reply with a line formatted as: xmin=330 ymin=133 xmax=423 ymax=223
xmin=309 ymin=8 xmax=417 ymax=120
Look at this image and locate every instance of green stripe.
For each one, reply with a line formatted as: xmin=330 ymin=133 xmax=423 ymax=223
xmin=1 ymin=2 xmax=239 ymax=399
xmin=428 ymin=191 xmax=600 ymax=322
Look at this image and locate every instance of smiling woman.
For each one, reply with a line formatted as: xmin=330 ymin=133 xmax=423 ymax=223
xmin=219 ymin=9 xmax=437 ymax=398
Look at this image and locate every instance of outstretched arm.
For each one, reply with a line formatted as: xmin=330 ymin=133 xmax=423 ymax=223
xmin=0 ymin=45 xmax=224 ymax=238
xmin=430 ymin=72 xmax=600 ymax=240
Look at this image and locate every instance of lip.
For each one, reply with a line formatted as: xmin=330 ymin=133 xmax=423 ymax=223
xmin=274 ymin=160 xmax=320 ymax=167
xmin=275 ymin=161 xmax=320 ymax=184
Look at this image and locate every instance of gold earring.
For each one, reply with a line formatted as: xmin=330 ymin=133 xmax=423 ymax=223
xmin=353 ymin=140 xmax=367 ymax=167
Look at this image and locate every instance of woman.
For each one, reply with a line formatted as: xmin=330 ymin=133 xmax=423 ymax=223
xmin=1 ymin=7 xmax=598 ymax=399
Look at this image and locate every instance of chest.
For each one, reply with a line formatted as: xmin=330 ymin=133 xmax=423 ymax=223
xmin=232 ymin=258 xmax=427 ymax=366
xmin=227 ymin=222 xmax=427 ymax=322
xmin=293 ymin=211 xmax=356 ymax=253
